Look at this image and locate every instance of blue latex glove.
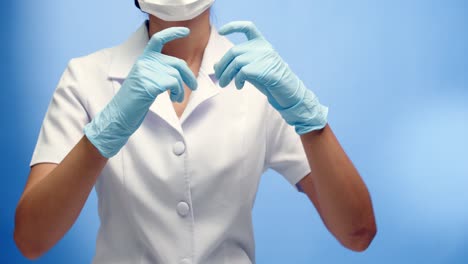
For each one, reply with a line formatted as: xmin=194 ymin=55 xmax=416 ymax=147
xmin=214 ymin=21 xmax=328 ymax=135
xmin=84 ymin=27 xmax=197 ymax=158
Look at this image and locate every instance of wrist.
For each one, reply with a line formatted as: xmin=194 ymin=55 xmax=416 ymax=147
xmin=82 ymin=135 xmax=109 ymax=162
xmin=83 ymin=103 xmax=131 ymax=158
xmin=276 ymin=87 xmax=328 ymax=135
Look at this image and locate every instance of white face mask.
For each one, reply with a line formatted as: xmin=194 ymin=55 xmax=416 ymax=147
xmin=138 ymin=0 xmax=215 ymax=21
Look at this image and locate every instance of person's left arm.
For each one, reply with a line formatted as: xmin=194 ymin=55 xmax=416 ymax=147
xmin=298 ymin=124 xmax=376 ymax=251
xmin=214 ymin=21 xmax=376 ymax=252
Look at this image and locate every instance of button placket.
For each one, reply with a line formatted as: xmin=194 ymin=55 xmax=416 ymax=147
xmin=173 ymin=141 xmax=186 ymax=156
xmin=177 ymin=201 xmax=190 ymax=217
xmin=172 ymin=137 xmax=194 ymax=262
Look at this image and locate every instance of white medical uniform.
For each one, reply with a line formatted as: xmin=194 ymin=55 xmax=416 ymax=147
xmin=30 ymin=21 xmax=311 ymax=264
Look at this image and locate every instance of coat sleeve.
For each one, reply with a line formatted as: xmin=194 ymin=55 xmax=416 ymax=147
xmin=264 ymin=102 xmax=311 ymax=191
xmin=30 ymin=59 xmax=90 ymax=166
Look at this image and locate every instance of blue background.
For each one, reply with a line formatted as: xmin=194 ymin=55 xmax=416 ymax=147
xmin=1 ymin=0 xmax=468 ymax=263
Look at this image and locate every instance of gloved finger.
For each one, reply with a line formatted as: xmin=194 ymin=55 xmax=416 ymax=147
xmin=167 ymin=68 xmax=185 ymax=102
xmin=218 ymin=54 xmax=251 ymax=88
xmin=218 ymin=21 xmax=263 ymax=40
xmin=234 ymin=63 xmax=256 ymax=90
xmin=145 ymin=27 xmax=190 ymax=54
xmin=167 ymin=57 xmax=198 ymax=91
xmin=214 ymin=41 xmax=253 ymax=80
xmin=166 ymin=75 xmax=184 ymax=103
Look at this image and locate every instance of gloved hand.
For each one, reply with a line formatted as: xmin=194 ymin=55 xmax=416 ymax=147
xmin=84 ymin=27 xmax=197 ymax=158
xmin=214 ymin=21 xmax=328 ymax=135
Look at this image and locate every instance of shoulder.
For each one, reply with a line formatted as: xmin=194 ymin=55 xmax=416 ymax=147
xmin=54 ymin=44 xmax=122 ymax=109
xmin=65 ymin=46 xmax=116 ymax=79
xmin=60 ymin=39 xmax=128 ymax=91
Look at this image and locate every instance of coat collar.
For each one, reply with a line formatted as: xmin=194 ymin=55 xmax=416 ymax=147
xmin=108 ymin=21 xmax=233 ymax=135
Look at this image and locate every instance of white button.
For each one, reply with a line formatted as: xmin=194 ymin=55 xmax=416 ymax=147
xmin=180 ymin=258 xmax=191 ymax=264
xmin=177 ymin=201 xmax=190 ymax=217
xmin=173 ymin=141 xmax=185 ymax=155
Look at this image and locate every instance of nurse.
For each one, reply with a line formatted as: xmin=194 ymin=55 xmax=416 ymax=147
xmin=14 ymin=0 xmax=377 ymax=263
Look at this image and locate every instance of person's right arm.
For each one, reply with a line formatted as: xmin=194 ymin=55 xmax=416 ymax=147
xmin=14 ymin=136 xmax=107 ymax=259
xmin=14 ymin=27 xmax=198 ymax=259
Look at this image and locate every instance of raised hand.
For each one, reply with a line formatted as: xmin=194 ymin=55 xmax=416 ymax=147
xmin=84 ymin=27 xmax=197 ymax=158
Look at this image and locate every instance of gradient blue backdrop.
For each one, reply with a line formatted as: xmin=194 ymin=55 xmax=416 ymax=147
xmin=2 ymin=0 xmax=468 ymax=263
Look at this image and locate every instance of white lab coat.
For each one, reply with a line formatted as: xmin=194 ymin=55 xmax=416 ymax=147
xmin=30 ymin=21 xmax=311 ymax=264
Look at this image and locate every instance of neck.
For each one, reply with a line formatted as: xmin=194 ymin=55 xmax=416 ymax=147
xmin=148 ymin=10 xmax=211 ymax=65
